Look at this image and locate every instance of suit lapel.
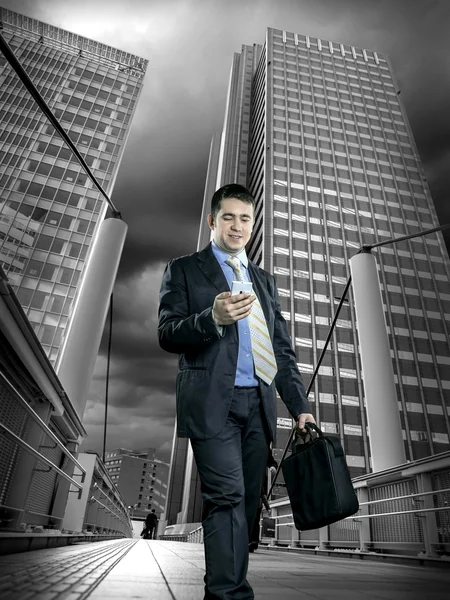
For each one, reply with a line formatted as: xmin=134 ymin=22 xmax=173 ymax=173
xmin=197 ymin=243 xmax=230 ymax=293
xmin=197 ymin=244 xmax=239 ymax=343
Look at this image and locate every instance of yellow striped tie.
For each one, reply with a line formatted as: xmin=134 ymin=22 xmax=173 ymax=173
xmin=226 ymin=257 xmax=278 ymax=385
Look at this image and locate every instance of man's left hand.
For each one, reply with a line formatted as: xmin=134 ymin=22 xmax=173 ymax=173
xmin=296 ymin=413 xmax=316 ymax=433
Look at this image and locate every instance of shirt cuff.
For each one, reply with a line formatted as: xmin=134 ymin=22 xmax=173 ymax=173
xmin=212 ymin=311 xmax=224 ymax=337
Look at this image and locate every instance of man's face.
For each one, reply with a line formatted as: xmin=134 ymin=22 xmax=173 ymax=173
xmin=207 ymin=197 xmax=254 ymax=255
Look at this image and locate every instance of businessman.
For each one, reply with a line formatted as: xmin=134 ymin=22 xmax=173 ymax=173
xmin=158 ymin=184 xmax=315 ymax=599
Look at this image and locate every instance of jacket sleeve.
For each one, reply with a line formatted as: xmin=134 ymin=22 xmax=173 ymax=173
xmin=269 ymin=274 xmax=312 ymax=419
xmin=158 ymin=258 xmax=223 ymax=354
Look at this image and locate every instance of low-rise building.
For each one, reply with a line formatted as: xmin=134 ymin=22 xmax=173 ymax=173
xmin=105 ymin=448 xmax=169 ymax=521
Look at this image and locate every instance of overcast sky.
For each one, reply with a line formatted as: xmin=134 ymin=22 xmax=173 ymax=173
xmin=2 ymin=0 xmax=449 ymax=460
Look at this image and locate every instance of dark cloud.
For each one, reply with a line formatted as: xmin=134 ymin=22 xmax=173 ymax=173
xmin=3 ymin=0 xmax=449 ymax=457
xmin=111 ymin=159 xmax=207 ymax=275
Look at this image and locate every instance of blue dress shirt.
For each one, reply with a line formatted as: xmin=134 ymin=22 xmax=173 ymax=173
xmin=211 ymin=241 xmax=259 ymax=387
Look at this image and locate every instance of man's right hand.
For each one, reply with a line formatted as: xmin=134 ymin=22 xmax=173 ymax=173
xmin=213 ymin=291 xmax=256 ymax=325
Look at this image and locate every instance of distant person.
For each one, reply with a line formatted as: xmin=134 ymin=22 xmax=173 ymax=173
xmin=158 ymin=183 xmax=315 ymax=599
xmin=142 ymin=509 xmax=158 ymax=540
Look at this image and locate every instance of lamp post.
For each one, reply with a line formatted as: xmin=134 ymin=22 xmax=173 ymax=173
xmin=128 ymin=503 xmax=138 ymax=520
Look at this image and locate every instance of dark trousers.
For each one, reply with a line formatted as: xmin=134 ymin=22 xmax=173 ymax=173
xmin=191 ymin=387 xmax=270 ymax=600
xmin=249 ymin=502 xmax=262 ymax=546
xmin=143 ymin=525 xmax=156 ymax=539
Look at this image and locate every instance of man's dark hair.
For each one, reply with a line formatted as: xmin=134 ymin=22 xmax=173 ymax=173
xmin=210 ymin=184 xmax=255 ymax=220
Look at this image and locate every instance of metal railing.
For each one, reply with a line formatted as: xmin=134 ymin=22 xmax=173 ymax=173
xmin=0 ymin=423 xmax=83 ymax=492
xmin=268 ymin=453 xmax=450 ymax=558
xmin=0 ymin=369 xmax=86 ymax=491
xmin=85 ymin=496 xmax=132 ymax=537
xmin=82 ymin=521 xmax=128 ymax=536
xmin=88 ymin=496 xmax=128 ymax=524
xmin=158 ymin=534 xmax=190 ymax=542
xmin=187 ymin=525 xmax=203 ymax=543
xmin=159 ymin=524 xmax=204 ymax=543
xmin=160 ymin=483 xmax=450 ymax=555
xmin=92 ymin=482 xmax=130 ymax=524
xmin=89 ymin=494 xmax=130 ymax=527
xmin=272 ymin=488 xmax=450 ymax=525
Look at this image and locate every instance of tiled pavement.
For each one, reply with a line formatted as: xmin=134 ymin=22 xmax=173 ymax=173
xmin=0 ymin=539 xmax=449 ymax=600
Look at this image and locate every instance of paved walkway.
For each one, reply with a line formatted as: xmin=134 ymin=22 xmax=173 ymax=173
xmin=0 ymin=539 xmax=449 ymax=599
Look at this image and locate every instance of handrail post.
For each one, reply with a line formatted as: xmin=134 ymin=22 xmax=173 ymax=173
xmin=319 ymin=525 xmax=329 ymax=551
xmin=290 ymin=521 xmax=298 ymax=547
xmin=272 ymin=507 xmax=279 ymax=545
xmin=47 ymin=441 xmax=80 ymax=529
xmin=417 ymin=472 xmax=440 ymax=557
xmin=269 ymin=507 xmax=276 ymax=546
xmin=357 ymin=486 xmax=371 ymax=552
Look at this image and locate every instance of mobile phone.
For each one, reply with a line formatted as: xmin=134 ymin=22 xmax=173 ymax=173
xmin=231 ymin=280 xmax=253 ymax=296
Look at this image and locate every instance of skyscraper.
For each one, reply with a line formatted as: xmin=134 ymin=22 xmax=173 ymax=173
xmin=167 ymin=27 xmax=450 ymax=524
xmin=0 ymin=7 xmax=147 ymax=365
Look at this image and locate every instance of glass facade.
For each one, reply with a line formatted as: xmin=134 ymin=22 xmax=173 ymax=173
xmin=206 ymin=28 xmax=450 ymax=481
xmin=0 ymin=8 xmax=147 ymax=365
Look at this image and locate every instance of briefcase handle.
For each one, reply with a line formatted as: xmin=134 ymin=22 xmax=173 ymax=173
xmin=295 ymin=422 xmax=323 ymax=439
xmin=303 ymin=422 xmax=322 ymax=435
xmin=292 ymin=422 xmax=323 ymax=452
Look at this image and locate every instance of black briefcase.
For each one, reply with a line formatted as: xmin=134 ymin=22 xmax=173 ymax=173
xmin=281 ymin=423 xmax=359 ymax=530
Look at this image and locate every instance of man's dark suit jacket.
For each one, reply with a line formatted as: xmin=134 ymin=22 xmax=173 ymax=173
xmin=158 ymin=243 xmax=311 ymax=441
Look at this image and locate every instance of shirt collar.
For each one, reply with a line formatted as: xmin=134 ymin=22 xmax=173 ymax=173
xmin=211 ymin=240 xmax=248 ymax=268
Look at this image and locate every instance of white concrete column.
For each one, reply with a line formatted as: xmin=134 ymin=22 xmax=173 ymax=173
xmin=56 ymin=218 xmax=127 ymax=421
xmin=179 ymin=442 xmax=194 ymax=523
xmin=349 ymin=251 xmax=406 ymax=472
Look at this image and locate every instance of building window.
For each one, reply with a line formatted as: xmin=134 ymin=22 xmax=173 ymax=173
xmin=319 ymin=393 xmax=336 ymax=404
xmin=410 ymin=430 xmax=428 ymax=442
xmin=321 ymin=422 xmax=339 ymax=434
